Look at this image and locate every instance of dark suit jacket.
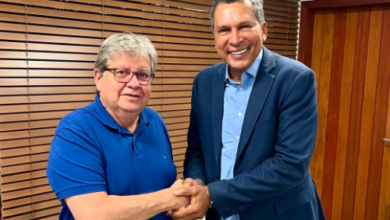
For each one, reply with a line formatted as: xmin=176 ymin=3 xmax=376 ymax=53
xmin=184 ymin=47 xmax=326 ymax=220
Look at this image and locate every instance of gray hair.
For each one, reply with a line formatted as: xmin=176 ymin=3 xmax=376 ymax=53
xmin=94 ymin=32 xmax=157 ymax=74
xmin=209 ymin=0 xmax=265 ymax=32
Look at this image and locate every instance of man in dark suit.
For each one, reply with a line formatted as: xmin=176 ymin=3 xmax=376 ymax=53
xmin=169 ymin=0 xmax=326 ymax=220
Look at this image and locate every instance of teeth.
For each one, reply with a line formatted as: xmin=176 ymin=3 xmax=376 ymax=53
xmin=231 ymin=48 xmax=247 ymax=55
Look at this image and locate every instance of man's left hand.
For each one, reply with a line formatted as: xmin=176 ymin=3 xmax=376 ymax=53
xmin=169 ymin=185 xmax=211 ymax=220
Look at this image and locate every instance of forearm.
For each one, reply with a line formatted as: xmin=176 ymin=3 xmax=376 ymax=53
xmin=183 ymin=148 xmax=206 ymax=182
xmin=185 ymin=77 xmax=207 ymax=183
xmin=73 ymin=188 xmax=182 ymax=220
xmin=207 ymin=157 xmax=311 ymax=219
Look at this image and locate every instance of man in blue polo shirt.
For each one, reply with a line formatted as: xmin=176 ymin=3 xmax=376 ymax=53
xmin=47 ymin=32 xmax=189 ymax=220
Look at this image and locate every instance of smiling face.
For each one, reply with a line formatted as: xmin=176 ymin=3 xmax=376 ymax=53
xmin=94 ymin=53 xmax=152 ymax=116
xmin=213 ymin=0 xmax=267 ymax=77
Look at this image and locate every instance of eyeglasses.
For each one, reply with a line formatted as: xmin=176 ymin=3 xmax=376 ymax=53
xmin=104 ymin=67 xmax=154 ymax=85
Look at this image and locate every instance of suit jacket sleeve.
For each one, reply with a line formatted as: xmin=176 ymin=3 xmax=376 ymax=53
xmin=183 ymin=75 xmax=207 ymax=183
xmin=207 ymin=69 xmax=318 ymax=218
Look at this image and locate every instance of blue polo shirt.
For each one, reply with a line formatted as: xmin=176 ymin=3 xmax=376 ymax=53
xmin=47 ymin=95 xmax=177 ymax=220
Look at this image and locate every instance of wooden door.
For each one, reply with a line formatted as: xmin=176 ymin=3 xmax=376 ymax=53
xmin=308 ymin=5 xmax=390 ymax=220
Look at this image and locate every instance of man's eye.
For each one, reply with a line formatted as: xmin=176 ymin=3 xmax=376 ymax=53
xmin=138 ymin=73 xmax=149 ymax=78
xmin=117 ymin=70 xmax=127 ymax=75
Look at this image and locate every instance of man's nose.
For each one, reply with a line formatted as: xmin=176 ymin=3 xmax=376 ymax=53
xmin=229 ymin=29 xmax=241 ymax=45
xmin=126 ymin=73 xmax=140 ymax=88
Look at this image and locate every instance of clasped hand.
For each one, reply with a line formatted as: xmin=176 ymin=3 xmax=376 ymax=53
xmin=168 ymin=178 xmax=211 ymax=220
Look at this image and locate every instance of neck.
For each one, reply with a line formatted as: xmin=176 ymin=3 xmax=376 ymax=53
xmin=113 ymin=111 xmax=140 ymax=133
xmin=100 ymin=98 xmax=140 ymax=133
xmin=229 ymin=68 xmax=244 ymax=83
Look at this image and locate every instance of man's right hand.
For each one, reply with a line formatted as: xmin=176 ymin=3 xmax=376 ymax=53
xmin=167 ymin=178 xmax=204 ymax=216
xmin=170 ymin=185 xmax=211 ymax=220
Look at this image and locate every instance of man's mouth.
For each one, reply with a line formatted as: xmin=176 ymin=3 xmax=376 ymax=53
xmin=230 ymin=48 xmax=248 ymax=55
xmin=123 ymin=93 xmax=141 ymax=98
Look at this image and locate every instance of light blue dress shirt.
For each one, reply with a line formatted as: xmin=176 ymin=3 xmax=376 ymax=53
xmin=221 ymin=49 xmax=263 ymax=220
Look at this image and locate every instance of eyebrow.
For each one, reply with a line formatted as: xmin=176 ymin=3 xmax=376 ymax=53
xmin=237 ymin=20 xmax=256 ymax=27
xmin=116 ymin=66 xmax=150 ymax=71
xmin=136 ymin=67 xmax=151 ymax=71
xmin=216 ymin=21 xmax=255 ymax=30
xmin=217 ymin=25 xmax=229 ymax=30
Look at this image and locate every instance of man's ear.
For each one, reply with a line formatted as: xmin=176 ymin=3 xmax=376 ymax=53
xmin=261 ymin=22 xmax=268 ymax=42
xmin=94 ymin=68 xmax=103 ymax=92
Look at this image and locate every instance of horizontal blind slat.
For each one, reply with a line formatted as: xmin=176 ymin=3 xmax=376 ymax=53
xmin=1 ymin=191 xmax=56 ymax=209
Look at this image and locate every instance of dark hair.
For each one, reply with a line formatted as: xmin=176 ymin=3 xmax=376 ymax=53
xmin=209 ymin=0 xmax=265 ymax=32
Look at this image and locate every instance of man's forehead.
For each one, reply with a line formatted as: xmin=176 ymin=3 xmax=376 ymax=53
xmin=215 ymin=0 xmax=254 ymax=10
xmin=214 ymin=1 xmax=255 ymax=16
xmin=214 ymin=3 xmax=257 ymax=24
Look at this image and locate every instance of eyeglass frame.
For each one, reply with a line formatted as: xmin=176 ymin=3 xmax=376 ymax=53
xmin=103 ymin=67 xmax=155 ymax=85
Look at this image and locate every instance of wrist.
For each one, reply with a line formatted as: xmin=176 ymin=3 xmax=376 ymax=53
xmin=204 ymin=186 xmax=211 ymax=206
xmin=159 ymin=188 xmax=178 ymax=211
xmin=205 ymin=186 xmax=214 ymax=208
xmin=195 ymin=179 xmax=205 ymax=186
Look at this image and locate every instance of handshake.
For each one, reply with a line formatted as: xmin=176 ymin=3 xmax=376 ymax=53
xmin=166 ymin=178 xmax=211 ymax=220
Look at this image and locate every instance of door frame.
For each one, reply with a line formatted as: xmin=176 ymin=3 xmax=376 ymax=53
xmin=298 ymin=0 xmax=390 ymax=67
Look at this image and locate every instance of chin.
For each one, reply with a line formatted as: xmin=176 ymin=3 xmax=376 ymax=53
xmin=230 ymin=64 xmax=250 ymax=73
xmin=120 ymin=105 xmax=143 ymax=114
xmin=227 ymin=59 xmax=248 ymax=68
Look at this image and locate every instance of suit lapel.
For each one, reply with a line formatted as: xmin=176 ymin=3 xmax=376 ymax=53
xmin=235 ymin=48 xmax=276 ymax=163
xmin=212 ymin=65 xmax=226 ymax=172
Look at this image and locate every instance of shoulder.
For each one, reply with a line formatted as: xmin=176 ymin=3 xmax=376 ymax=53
xmin=272 ymin=53 xmax=314 ymax=79
xmin=50 ymin=104 xmax=103 ymax=156
xmin=263 ymin=52 xmax=316 ymax=103
xmin=143 ymin=107 xmax=165 ymax=126
xmin=56 ymin=103 xmax=96 ymax=133
xmin=195 ymin=62 xmax=225 ymax=81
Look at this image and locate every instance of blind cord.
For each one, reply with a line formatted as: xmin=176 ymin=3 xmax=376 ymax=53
xmin=24 ymin=0 xmax=34 ymax=219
